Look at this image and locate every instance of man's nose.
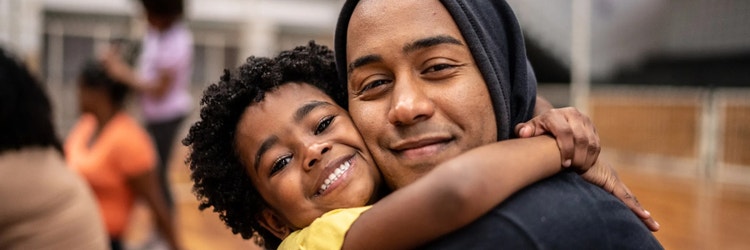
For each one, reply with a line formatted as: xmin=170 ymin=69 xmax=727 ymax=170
xmin=387 ymin=77 xmax=435 ymax=126
xmin=303 ymin=140 xmax=331 ymax=170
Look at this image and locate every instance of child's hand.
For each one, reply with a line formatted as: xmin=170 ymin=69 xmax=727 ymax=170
xmin=514 ymin=107 xmax=599 ymax=170
xmin=580 ymin=160 xmax=661 ymax=232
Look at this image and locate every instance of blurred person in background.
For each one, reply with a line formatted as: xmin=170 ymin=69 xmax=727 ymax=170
xmin=102 ymin=0 xmax=193 ymax=212
xmin=65 ymin=60 xmax=181 ymax=250
xmin=0 ymin=47 xmax=108 ymax=250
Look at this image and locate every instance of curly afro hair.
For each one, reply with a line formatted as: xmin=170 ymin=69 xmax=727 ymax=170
xmin=182 ymin=41 xmax=346 ymax=249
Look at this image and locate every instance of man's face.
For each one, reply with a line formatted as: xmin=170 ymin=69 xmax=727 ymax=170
xmin=346 ymin=0 xmax=497 ymax=189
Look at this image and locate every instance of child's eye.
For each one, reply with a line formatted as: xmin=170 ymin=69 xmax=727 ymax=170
xmin=270 ymin=155 xmax=291 ymax=176
xmin=314 ymin=116 xmax=335 ymax=135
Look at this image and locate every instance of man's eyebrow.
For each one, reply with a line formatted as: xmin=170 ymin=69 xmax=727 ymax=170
xmin=346 ymin=35 xmax=463 ymax=75
xmin=403 ymin=35 xmax=464 ymax=54
xmin=254 ymin=135 xmax=279 ymax=174
xmin=348 ymin=54 xmax=382 ymax=75
xmin=294 ymin=100 xmax=331 ymax=123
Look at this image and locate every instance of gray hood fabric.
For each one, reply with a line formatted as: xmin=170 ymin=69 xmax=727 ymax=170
xmin=334 ymin=0 xmax=536 ymax=140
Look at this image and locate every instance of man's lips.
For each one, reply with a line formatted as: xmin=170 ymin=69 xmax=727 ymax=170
xmin=390 ymin=136 xmax=453 ymax=159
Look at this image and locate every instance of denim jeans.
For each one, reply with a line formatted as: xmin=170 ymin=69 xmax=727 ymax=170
xmin=422 ymin=171 xmax=664 ymax=249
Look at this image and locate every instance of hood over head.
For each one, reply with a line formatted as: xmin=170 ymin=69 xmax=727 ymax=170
xmin=334 ymin=0 xmax=537 ymax=140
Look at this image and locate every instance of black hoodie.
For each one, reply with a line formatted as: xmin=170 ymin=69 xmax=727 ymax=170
xmin=334 ymin=1 xmax=663 ymax=249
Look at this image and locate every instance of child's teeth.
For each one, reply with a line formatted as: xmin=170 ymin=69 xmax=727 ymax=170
xmin=318 ymin=160 xmax=352 ymax=194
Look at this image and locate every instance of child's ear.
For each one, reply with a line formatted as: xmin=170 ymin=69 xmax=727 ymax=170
xmin=258 ymin=209 xmax=292 ymax=239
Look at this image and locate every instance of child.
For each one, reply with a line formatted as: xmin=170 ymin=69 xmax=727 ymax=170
xmin=183 ymin=42 xmax=602 ymax=249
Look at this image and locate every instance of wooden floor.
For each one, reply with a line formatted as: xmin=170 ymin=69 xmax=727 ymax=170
xmin=124 ymin=145 xmax=750 ymax=250
xmin=617 ymin=167 xmax=750 ymax=250
xmin=123 ymin=144 xmax=262 ymax=250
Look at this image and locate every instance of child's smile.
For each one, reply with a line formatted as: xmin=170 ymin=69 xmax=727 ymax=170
xmin=314 ymin=154 xmax=355 ymax=196
xmin=234 ymin=82 xmax=382 ymax=230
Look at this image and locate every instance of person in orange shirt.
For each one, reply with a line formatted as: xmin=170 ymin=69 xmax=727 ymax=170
xmin=65 ymin=60 xmax=181 ymax=250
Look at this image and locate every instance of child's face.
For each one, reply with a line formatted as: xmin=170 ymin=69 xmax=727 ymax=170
xmin=235 ymin=82 xmax=382 ymax=230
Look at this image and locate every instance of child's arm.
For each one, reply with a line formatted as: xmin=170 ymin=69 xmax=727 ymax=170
xmin=516 ymin=107 xmax=659 ymax=232
xmin=342 ymin=135 xmax=563 ymax=250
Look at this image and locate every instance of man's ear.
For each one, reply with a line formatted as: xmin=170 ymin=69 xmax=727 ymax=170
xmin=258 ymin=209 xmax=292 ymax=240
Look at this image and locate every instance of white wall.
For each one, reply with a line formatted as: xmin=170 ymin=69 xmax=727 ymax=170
xmin=507 ymin=0 xmax=750 ymax=80
xmin=2 ymin=0 xmax=343 ymax=67
xmin=1 ymin=0 xmax=43 ymax=70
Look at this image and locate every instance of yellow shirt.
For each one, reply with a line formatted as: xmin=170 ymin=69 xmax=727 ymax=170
xmin=278 ymin=206 xmax=371 ymax=250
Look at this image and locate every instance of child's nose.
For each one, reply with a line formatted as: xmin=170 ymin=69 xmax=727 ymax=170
xmin=305 ymin=143 xmax=331 ymax=170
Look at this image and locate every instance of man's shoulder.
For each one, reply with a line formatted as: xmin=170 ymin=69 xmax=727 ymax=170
xmin=423 ymin=172 xmax=663 ymax=249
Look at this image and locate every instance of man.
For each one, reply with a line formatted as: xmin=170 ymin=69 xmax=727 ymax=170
xmin=334 ymin=0 xmax=662 ymax=248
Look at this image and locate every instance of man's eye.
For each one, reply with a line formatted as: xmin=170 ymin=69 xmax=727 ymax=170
xmin=270 ymin=155 xmax=291 ymax=176
xmin=314 ymin=116 xmax=335 ymax=135
xmin=424 ymin=64 xmax=456 ymax=73
xmin=358 ymin=79 xmax=390 ymax=94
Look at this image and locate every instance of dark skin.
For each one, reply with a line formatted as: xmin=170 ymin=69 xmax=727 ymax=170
xmin=101 ymin=58 xmax=174 ymax=100
xmin=340 ymin=136 xmax=568 ymax=249
xmin=344 ymin=0 xmax=657 ymax=232
xmin=77 ymin=83 xmax=182 ymax=250
xmin=238 ymin=83 xmax=594 ymax=249
xmin=517 ymin=99 xmax=657 ymax=231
